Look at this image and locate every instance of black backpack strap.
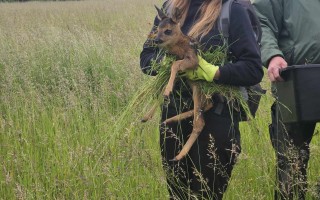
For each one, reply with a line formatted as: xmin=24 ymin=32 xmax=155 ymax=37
xmin=218 ymin=0 xmax=233 ymax=46
xmin=219 ymin=0 xmax=262 ymax=46
xmin=252 ymin=10 xmax=262 ymax=46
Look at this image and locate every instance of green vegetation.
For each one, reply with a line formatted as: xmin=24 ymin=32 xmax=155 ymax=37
xmin=0 ymin=0 xmax=319 ymax=199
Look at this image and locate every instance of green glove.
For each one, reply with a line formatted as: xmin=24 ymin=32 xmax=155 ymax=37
xmin=185 ymin=55 xmax=219 ymax=82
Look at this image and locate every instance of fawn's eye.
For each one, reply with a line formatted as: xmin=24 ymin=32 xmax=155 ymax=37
xmin=164 ymin=30 xmax=172 ymax=35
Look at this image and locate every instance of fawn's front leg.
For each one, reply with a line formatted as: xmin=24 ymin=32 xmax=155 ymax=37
xmin=163 ymin=57 xmax=198 ymax=98
xmin=163 ymin=60 xmax=182 ymax=98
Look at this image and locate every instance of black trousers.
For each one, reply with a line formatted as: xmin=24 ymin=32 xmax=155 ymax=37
xmin=160 ymin=97 xmax=241 ymax=200
xmin=269 ymin=102 xmax=316 ymax=200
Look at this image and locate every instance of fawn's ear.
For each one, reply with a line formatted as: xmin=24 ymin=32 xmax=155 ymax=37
xmin=155 ymin=5 xmax=168 ymax=20
xmin=173 ymin=7 xmax=183 ymax=23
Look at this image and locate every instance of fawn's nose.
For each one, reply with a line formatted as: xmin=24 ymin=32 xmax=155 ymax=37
xmin=154 ymin=38 xmax=163 ymax=45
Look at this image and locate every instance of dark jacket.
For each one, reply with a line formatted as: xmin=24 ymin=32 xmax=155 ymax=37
xmin=140 ymin=0 xmax=263 ymax=88
xmin=253 ymin=0 xmax=320 ymax=66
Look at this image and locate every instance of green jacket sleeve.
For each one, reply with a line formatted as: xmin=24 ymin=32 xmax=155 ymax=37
xmin=252 ymin=0 xmax=284 ymax=67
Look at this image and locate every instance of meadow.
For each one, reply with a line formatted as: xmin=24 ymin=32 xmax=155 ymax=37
xmin=0 ymin=0 xmax=319 ymax=199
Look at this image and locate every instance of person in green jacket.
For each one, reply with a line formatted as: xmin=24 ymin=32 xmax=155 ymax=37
xmin=252 ymin=0 xmax=320 ymax=199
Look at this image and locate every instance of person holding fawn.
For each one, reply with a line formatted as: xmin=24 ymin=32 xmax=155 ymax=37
xmin=140 ymin=0 xmax=263 ymax=199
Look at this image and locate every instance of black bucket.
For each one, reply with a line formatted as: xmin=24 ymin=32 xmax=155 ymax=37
xmin=274 ymin=64 xmax=320 ymax=123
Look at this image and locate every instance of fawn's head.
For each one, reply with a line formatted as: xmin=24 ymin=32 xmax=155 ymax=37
xmin=154 ymin=6 xmax=184 ymax=49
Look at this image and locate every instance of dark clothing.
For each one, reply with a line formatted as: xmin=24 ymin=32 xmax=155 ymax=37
xmin=160 ymin=93 xmax=241 ymax=199
xmin=253 ymin=0 xmax=320 ymax=199
xmin=252 ymin=0 xmax=320 ymax=67
xmin=140 ymin=0 xmax=263 ymax=199
xmin=269 ymin=103 xmax=316 ymax=199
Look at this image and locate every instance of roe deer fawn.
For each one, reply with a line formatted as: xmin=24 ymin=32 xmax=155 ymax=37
xmin=142 ymin=6 xmax=214 ymax=161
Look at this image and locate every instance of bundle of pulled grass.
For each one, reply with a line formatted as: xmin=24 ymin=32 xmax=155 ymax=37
xmin=112 ymin=46 xmax=252 ymax=140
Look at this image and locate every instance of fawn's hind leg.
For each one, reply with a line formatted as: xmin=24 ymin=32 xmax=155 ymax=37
xmin=141 ymin=103 xmax=158 ymax=122
xmin=163 ymin=101 xmax=213 ymax=124
xmin=173 ymin=81 xmax=207 ymax=161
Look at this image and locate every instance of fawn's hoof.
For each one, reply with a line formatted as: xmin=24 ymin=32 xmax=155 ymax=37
xmin=141 ymin=118 xmax=147 ymax=123
xmin=169 ymin=157 xmax=179 ymax=162
xmin=163 ymin=95 xmax=170 ymax=106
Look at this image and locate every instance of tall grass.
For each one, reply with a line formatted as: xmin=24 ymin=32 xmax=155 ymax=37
xmin=0 ymin=0 xmax=319 ymax=199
